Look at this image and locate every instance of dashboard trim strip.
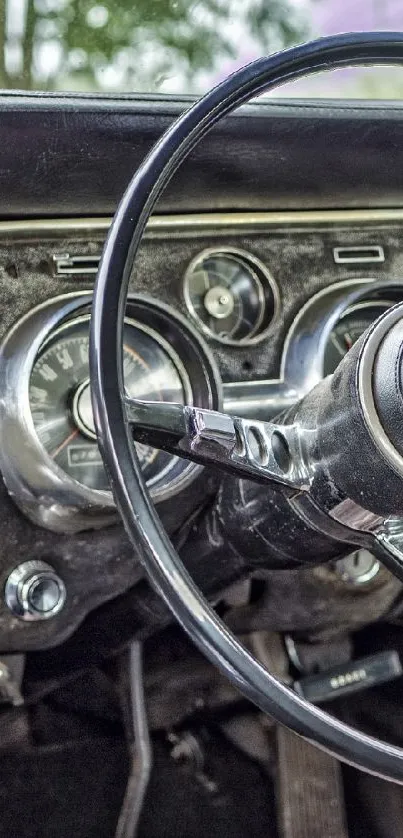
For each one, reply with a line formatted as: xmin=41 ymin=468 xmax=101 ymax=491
xmin=2 ymin=208 xmax=403 ymax=238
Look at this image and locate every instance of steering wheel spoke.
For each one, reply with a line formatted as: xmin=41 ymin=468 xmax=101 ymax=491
xmin=124 ymin=396 xmax=311 ymax=490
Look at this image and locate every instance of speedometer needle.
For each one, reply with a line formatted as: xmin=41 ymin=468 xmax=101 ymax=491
xmin=51 ymin=428 xmax=79 ymax=459
xmin=344 ymin=332 xmax=353 ymax=350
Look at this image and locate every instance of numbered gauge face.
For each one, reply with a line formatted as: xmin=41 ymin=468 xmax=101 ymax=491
xmin=323 ymin=301 xmax=394 ymax=376
xmin=183 ymin=249 xmax=276 ymax=344
xmin=29 ymin=316 xmax=188 ymax=492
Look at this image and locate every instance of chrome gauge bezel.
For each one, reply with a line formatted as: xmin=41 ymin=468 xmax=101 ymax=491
xmin=183 ymin=246 xmax=280 ymax=346
xmin=222 ymin=279 xmax=403 ymax=420
xmin=0 ymin=292 xmax=222 ymax=533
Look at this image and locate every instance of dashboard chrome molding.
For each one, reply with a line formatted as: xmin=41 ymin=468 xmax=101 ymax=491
xmin=2 ymin=208 xmax=403 ymax=239
xmin=0 ymin=292 xmax=221 ymax=533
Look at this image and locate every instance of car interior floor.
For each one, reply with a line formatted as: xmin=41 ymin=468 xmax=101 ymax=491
xmin=0 ymin=623 xmax=401 ymax=838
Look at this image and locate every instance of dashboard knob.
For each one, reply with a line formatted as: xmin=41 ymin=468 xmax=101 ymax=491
xmin=5 ymin=561 xmax=66 ymax=621
xmin=332 ymin=550 xmax=380 ymax=585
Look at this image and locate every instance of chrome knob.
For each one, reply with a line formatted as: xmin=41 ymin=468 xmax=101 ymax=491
xmin=5 ymin=561 xmax=66 ymax=621
xmin=333 ymin=550 xmax=380 ymax=586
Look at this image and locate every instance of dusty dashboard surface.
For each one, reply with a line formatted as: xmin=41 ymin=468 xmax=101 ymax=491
xmin=3 ymin=210 xmax=403 ymax=372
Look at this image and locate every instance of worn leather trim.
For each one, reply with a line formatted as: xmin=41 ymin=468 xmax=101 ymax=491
xmin=0 ymin=94 xmax=403 ymax=217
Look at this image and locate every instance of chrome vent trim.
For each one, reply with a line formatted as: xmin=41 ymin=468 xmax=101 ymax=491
xmin=53 ymin=253 xmax=101 ymax=276
xmin=333 ymin=245 xmax=385 ymax=265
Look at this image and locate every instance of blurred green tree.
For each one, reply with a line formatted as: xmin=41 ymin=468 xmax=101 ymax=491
xmin=0 ymin=0 xmax=309 ymax=93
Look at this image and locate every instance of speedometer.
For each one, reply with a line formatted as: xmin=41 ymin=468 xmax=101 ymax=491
xmin=29 ymin=315 xmax=189 ymax=492
xmin=0 ymin=293 xmax=221 ymax=532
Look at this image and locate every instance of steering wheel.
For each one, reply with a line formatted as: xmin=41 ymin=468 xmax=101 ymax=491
xmin=90 ymin=32 xmax=403 ymax=781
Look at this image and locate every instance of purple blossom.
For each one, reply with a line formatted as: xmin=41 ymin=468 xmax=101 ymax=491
xmin=314 ymin=0 xmax=403 ymax=35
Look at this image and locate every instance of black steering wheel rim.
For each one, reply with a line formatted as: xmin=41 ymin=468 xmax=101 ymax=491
xmin=91 ymin=31 xmax=403 ymax=781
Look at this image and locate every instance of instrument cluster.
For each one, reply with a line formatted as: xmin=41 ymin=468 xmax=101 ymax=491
xmin=1 ymin=254 xmax=403 ymax=536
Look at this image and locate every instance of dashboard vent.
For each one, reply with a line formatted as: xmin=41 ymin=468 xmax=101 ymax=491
xmin=52 ymin=253 xmax=101 ymax=276
xmin=333 ymin=245 xmax=385 ymax=265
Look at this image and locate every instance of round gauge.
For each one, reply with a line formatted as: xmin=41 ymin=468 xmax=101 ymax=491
xmin=323 ymin=300 xmax=394 ymax=376
xmin=0 ymin=293 xmax=221 ymax=532
xmin=183 ymin=248 xmax=278 ymax=345
xmin=29 ymin=315 xmax=190 ymax=492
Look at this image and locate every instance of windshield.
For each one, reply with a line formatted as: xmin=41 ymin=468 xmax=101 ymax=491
xmin=1 ymin=0 xmax=403 ymax=97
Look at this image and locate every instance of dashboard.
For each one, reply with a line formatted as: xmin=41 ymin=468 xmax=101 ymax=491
xmin=1 ymin=208 xmax=403 ymax=650
xmin=1 ymin=211 xmax=403 ymax=534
